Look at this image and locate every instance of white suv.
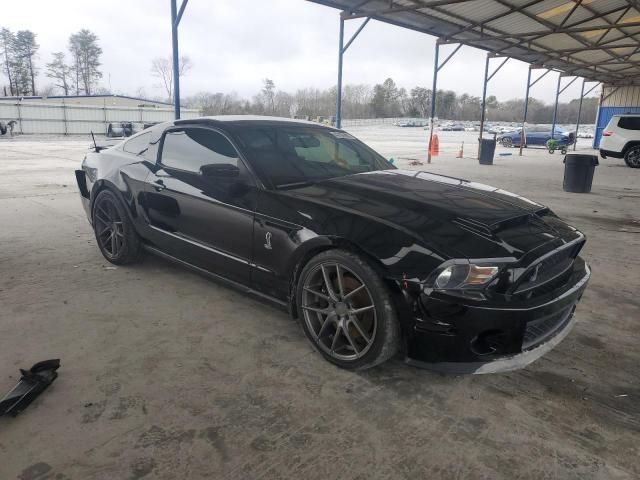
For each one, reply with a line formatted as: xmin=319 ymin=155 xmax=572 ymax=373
xmin=599 ymin=114 xmax=640 ymax=168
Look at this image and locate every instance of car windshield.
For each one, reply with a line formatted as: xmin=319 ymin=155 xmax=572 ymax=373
xmin=234 ymin=125 xmax=393 ymax=188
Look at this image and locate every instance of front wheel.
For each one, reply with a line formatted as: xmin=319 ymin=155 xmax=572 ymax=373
xmin=92 ymin=189 xmax=142 ymax=264
xmin=624 ymin=146 xmax=640 ymax=168
xmin=501 ymin=137 xmax=512 ymax=148
xmin=296 ymin=249 xmax=400 ymax=370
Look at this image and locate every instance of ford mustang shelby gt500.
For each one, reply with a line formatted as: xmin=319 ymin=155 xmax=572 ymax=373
xmin=76 ymin=116 xmax=590 ymax=373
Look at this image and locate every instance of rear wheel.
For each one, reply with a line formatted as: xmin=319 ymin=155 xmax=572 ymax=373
xmin=624 ymin=145 xmax=640 ymax=168
xmin=297 ymin=249 xmax=400 ymax=370
xmin=501 ymin=137 xmax=512 ymax=148
xmin=92 ymin=189 xmax=141 ymax=264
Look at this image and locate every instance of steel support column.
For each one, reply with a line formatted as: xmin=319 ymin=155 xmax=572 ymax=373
xmin=336 ymin=17 xmax=345 ymax=128
xmin=552 ymin=74 xmax=579 ymax=139
xmin=335 ymin=14 xmax=370 ymax=128
xmin=573 ymin=80 xmax=600 ymax=151
xmin=171 ymin=0 xmax=189 ymax=120
xmin=520 ymin=67 xmax=551 ymax=156
xmin=519 ymin=68 xmax=532 ymax=157
xmin=428 ymin=41 xmax=461 ymax=163
xmin=478 ymin=54 xmax=490 ymax=155
xmin=551 ymin=73 xmax=562 ymax=140
xmin=574 ymin=79 xmax=585 ymax=151
xmin=479 ymin=54 xmax=509 ymax=159
xmin=427 ymin=42 xmax=440 ymax=164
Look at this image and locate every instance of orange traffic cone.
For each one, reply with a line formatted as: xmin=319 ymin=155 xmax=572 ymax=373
xmin=429 ymin=134 xmax=439 ymax=157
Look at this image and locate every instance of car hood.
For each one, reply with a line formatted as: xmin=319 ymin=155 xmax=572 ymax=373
xmin=281 ymin=169 xmax=576 ymax=262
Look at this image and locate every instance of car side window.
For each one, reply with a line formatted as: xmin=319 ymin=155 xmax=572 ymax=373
xmin=618 ymin=117 xmax=640 ymax=130
xmin=123 ymin=131 xmax=151 ymax=155
xmin=160 ymin=128 xmax=239 ymax=173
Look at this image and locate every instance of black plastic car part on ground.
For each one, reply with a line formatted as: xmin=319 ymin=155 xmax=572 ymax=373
xmin=76 ymin=116 xmax=590 ymax=373
xmin=0 ymin=360 xmax=60 ymax=417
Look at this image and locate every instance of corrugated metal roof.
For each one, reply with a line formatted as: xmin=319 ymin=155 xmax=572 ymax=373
xmin=309 ymin=0 xmax=640 ymax=85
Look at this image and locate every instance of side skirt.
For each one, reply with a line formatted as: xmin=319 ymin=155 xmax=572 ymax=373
xmin=143 ymin=244 xmax=289 ymax=311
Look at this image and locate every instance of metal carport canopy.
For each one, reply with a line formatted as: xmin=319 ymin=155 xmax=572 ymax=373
xmin=308 ymin=0 xmax=640 ymax=86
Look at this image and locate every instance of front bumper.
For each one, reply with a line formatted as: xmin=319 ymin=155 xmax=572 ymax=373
xmin=75 ymin=169 xmax=92 ymax=223
xmin=404 ymin=262 xmax=590 ymax=374
xmin=599 ymin=149 xmax=623 ymax=159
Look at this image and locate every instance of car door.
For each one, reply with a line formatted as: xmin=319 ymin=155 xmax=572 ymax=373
xmin=142 ymin=125 xmax=257 ymax=285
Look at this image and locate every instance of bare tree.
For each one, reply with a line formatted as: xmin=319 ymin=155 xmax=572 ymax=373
xmin=261 ymin=78 xmax=276 ymax=113
xmin=13 ymin=30 xmax=38 ymax=95
xmin=0 ymin=28 xmax=16 ymax=95
xmin=68 ymin=29 xmax=102 ymax=95
xmin=46 ymin=52 xmax=71 ymax=95
xmin=151 ymin=55 xmax=192 ymax=102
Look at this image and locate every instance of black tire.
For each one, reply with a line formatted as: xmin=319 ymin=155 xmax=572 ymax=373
xmin=624 ymin=145 xmax=640 ymax=168
xmin=0 ymin=122 xmax=6 ymax=135
xmin=501 ymin=137 xmax=512 ymax=148
xmin=296 ymin=249 xmax=400 ymax=370
xmin=92 ymin=189 xmax=141 ymax=265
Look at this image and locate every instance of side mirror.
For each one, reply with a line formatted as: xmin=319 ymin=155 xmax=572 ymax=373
xmin=200 ymin=163 xmax=240 ymax=178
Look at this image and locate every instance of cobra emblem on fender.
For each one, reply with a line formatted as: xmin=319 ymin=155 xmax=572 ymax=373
xmin=264 ymin=231 xmax=272 ymax=250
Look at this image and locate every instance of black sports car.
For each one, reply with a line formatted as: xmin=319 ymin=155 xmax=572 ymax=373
xmin=76 ymin=116 xmax=590 ymax=373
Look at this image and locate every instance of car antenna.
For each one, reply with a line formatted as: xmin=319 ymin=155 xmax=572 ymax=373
xmin=91 ymin=130 xmax=99 ymax=152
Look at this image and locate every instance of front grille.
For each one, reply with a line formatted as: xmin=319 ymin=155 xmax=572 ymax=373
xmin=524 ymin=267 xmax=574 ymax=298
xmin=522 ymin=304 xmax=575 ymax=350
xmin=513 ymin=238 xmax=585 ymax=297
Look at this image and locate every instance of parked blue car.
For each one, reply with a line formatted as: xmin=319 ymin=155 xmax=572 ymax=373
xmin=499 ymin=127 xmax=574 ymax=149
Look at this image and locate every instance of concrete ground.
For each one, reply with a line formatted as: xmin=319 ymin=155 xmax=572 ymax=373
xmin=0 ymin=129 xmax=638 ymax=480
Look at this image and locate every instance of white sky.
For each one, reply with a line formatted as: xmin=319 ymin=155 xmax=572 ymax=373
xmin=1 ymin=0 xmax=599 ymax=103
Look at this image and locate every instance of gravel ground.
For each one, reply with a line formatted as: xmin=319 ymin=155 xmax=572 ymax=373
xmin=0 ymin=130 xmax=638 ymax=480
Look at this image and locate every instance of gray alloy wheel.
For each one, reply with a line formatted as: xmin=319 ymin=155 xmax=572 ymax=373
xmin=624 ymin=146 xmax=640 ymax=168
xmin=501 ymin=137 xmax=512 ymax=147
xmin=92 ymin=189 xmax=141 ymax=264
xmin=297 ymin=249 xmax=400 ymax=369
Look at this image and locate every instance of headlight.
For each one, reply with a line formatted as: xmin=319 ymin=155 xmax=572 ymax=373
xmin=432 ymin=263 xmax=500 ymax=290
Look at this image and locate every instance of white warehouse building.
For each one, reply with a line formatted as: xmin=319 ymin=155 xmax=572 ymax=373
xmin=0 ymin=94 xmax=199 ymax=135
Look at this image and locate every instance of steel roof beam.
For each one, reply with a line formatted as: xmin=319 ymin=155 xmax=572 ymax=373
xmin=435 ymin=0 xmax=637 ymax=72
xmin=510 ymin=4 xmax=634 ymax=50
xmin=441 ymin=0 xmax=544 ymax=41
xmin=402 ymin=0 xmax=565 ymax=64
xmin=423 ymin=0 xmax=630 ymax=73
xmin=565 ymin=5 xmax=630 ymax=28
xmin=342 ymin=0 xmax=475 ymax=20
xmin=488 ymin=0 xmax=638 ymax=72
xmin=559 ymin=0 xmax=583 ymax=28
xmin=602 ymin=87 xmax=621 ymax=102
xmin=593 ymin=6 xmax=632 ymax=45
xmin=458 ymin=20 xmax=640 ymax=41
xmin=315 ymin=0 xmax=640 ymax=86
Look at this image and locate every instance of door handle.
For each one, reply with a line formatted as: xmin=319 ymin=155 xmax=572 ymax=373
xmin=153 ymin=180 xmax=166 ymax=191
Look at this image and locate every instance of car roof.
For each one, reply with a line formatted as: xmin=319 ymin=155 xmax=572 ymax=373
xmin=175 ymin=115 xmax=330 ymax=128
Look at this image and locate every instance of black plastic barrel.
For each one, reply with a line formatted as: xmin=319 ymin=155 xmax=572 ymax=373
xmin=478 ymin=138 xmax=496 ymax=165
xmin=563 ymin=154 xmax=598 ymax=193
